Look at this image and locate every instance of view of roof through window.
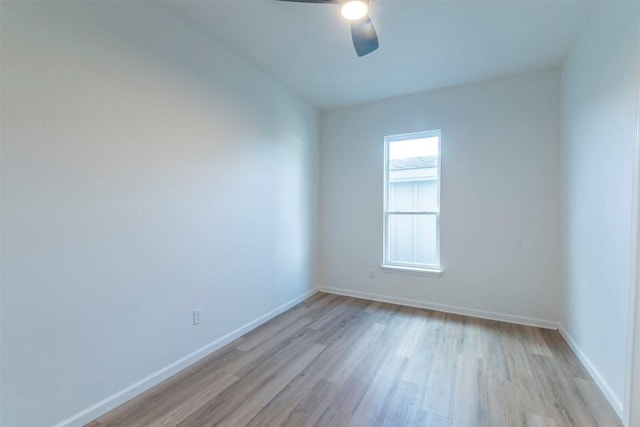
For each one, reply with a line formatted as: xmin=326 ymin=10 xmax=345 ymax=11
xmin=390 ymin=156 xmax=437 ymax=171
xmin=389 ymin=136 xmax=439 ymax=181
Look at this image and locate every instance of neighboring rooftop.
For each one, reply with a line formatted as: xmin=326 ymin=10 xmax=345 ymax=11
xmin=390 ymin=156 xmax=437 ymax=171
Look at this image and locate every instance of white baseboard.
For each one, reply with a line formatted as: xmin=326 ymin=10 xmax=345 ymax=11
xmin=558 ymin=326 xmax=623 ymax=419
xmin=53 ymin=287 xmax=319 ymax=427
xmin=319 ymin=286 xmax=560 ymax=330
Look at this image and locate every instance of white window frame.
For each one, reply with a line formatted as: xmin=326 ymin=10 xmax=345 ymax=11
xmin=382 ymin=130 xmax=443 ymax=277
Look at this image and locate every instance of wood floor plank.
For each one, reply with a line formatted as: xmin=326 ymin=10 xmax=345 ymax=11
xmin=245 ymin=373 xmax=327 ymax=427
xmin=307 ymin=297 xmax=358 ymax=331
xmin=219 ymin=343 xmax=326 ymax=427
xmin=379 ymin=380 xmax=421 ymax=427
xmin=97 ymin=347 xmax=240 ymax=426
xmin=451 ymin=353 xmax=488 ymax=427
xmin=89 ymin=292 xmax=621 ymax=427
xmin=226 ymin=318 xmax=319 ymax=377
xmin=144 ymin=371 xmax=238 ymax=426
xmin=416 ymin=412 xmax=453 ymax=427
xmin=526 ymin=412 xmax=559 ymax=427
xmin=395 ymin=308 xmax=429 ymax=358
xmin=175 ymin=335 xmax=324 ymax=426
xmin=528 ymin=353 xmax=599 ymax=426
xmin=349 ymin=352 xmax=408 ymax=426
xmin=486 ymin=377 xmax=524 ymax=426
xmin=572 ymin=377 xmax=621 ymax=427
xmin=275 ymin=379 xmax=337 ymax=427
xmin=422 ymin=316 xmax=463 ymax=418
xmin=235 ymin=310 xmax=312 ymax=352
xmin=326 ymin=322 xmax=386 ymax=384
xmin=539 ymin=328 xmax=591 ymax=380
xmin=400 ymin=311 xmax=441 ymax=384
xmin=278 ymin=379 xmax=338 ymax=427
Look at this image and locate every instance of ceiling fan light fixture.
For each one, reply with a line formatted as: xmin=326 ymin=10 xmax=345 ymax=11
xmin=341 ymin=0 xmax=368 ymax=21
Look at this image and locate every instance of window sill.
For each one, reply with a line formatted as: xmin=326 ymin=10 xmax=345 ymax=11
xmin=380 ymin=265 xmax=443 ymax=278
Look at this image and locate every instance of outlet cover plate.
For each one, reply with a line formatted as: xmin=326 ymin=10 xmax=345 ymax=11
xmin=193 ymin=308 xmax=203 ymax=325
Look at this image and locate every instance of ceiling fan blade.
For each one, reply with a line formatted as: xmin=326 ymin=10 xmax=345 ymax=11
xmin=350 ymin=15 xmax=379 ymax=57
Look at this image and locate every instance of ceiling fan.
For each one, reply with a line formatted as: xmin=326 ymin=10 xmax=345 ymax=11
xmin=275 ymin=0 xmax=379 ymax=57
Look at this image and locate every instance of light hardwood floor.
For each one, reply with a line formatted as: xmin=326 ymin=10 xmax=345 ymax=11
xmin=89 ymin=293 xmax=620 ymax=427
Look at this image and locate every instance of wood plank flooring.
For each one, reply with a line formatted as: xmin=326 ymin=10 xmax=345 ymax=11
xmin=89 ymin=293 xmax=621 ymax=427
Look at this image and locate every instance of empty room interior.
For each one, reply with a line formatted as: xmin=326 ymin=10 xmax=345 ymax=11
xmin=2 ymin=0 xmax=640 ymax=426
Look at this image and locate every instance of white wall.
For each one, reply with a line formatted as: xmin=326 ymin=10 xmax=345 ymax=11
xmin=319 ymin=69 xmax=563 ymax=324
xmin=561 ymin=2 xmax=640 ymax=417
xmin=0 ymin=2 xmax=318 ymax=426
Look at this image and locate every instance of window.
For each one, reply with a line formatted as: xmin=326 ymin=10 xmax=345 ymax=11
xmin=383 ymin=130 xmax=441 ymax=274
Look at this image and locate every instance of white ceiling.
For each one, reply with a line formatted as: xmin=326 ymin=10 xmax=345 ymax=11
xmin=167 ymin=0 xmax=599 ymax=110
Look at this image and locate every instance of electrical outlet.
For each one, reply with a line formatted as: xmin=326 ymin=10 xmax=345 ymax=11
xmin=369 ymin=269 xmax=375 ymax=279
xmin=193 ymin=308 xmax=203 ymax=325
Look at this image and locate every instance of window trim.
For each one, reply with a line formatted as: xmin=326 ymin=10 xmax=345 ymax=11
xmin=382 ymin=130 xmax=443 ymax=274
xmin=379 ymin=264 xmax=443 ymax=278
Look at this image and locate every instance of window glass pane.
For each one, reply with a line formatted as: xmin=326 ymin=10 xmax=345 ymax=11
xmin=389 ymin=181 xmax=414 ymax=211
xmin=389 ymin=137 xmax=439 ymax=160
xmin=387 ymin=213 xmax=437 ymax=266
xmin=388 ymin=137 xmax=439 ymax=212
xmin=417 ymin=180 xmax=438 ymax=211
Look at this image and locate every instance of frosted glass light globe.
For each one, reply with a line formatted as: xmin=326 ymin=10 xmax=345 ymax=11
xmin=341 ymin=0 xmax=368 ymax=21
